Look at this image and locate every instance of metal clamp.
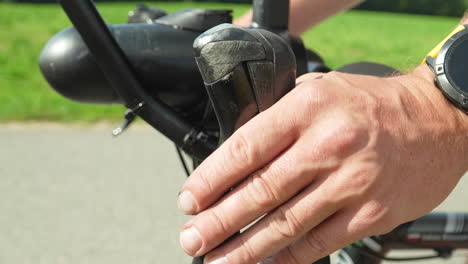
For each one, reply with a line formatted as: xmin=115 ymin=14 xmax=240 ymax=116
xmin=112 ymin=102 xmax=145 ymax=137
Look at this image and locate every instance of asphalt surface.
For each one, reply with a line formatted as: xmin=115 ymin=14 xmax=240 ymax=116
xmin=0 ymin=124 xmax=467 ymax=264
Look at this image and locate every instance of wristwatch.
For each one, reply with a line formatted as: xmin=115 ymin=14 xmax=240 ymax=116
xmin=424 ymin=24 xmax=468 ymax=112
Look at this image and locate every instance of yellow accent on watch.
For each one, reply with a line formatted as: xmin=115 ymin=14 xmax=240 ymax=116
xmin=423 ymin=25 xmax=466 ymax=64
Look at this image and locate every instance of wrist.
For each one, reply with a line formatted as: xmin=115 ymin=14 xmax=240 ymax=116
xmin=233 ymin=10 xmax=253 ymax=28
xmin=461 ymin=15 xmax=468 ymax=25
xmin=410 ymin=65 xmax=468 ymax=171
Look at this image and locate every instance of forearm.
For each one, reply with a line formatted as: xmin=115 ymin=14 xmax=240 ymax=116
xmin=234 ymin=0 xmax=365 ymax=36
xmin=411 ymin=66 xmax=468 ymax=173
xmin=411 ymin=14 xmax=468 ymax=171
xmin=462 ymin=13 xmax=468 ymax=25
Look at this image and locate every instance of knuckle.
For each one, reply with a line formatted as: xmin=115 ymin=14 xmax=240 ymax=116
xmin=282 ymin=247 xmax=302 ymax=264
xmin=300 ymin=81 xmax=327 ymax=107
xmin=336 ymin=122 xmax=368 ymax=150
xmin=270 ymin=207 xmax=305 ymax=239
xmin=351 ymin=202 xmax=394 ymax=236
xmin=298 ymin=71 xmax=350 ymax=107
xmin=334 ymin=168 xmax=376 ymax=201
xmin=244 ymin=170 xmax=280 ymax=208
xmin=227 ymin=131 xmax=255 ymax=167
xmin=205 ymin=209 xmax=230 ymax=236
xmin=350 ymin=171 xmax=376 ymax=196
xmin=304 ymin=230 xmax=329 ymax=256
xmin=196 ymin=172 xmax=215 ymax=197
xmin=363 ymin=203 xmax=389 ymax=225
xmin=236 ymin=235 xmax=257 ymax=263
xmin=323 ymin=71 xmax=347 ymax=82
xmin=317 ymin=118 xmax=369 ymax=157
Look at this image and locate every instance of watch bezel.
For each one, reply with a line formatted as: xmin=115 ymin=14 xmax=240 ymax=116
xmin=431 ymin=28 xmax=468 ymax=111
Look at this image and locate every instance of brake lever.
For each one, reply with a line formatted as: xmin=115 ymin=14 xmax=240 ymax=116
xmin=193 ymin=23 xmax=297 ymax=264
xmin=194 ymin=24 xmax=297 ymax=143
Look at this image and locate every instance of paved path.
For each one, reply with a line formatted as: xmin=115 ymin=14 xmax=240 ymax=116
xmin=0 ymin=124 xmax=466 ymax=264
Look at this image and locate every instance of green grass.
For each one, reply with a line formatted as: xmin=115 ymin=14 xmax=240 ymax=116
xmin=0 ymin=2 xmax=459 ymax=122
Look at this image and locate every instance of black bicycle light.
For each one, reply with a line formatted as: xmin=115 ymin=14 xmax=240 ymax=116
xmin=39 ymin=24 xmax=205 ymax=108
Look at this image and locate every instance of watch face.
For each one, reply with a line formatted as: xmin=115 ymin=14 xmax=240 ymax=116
xmin=445 ymin=34 xmax=468 ymax=95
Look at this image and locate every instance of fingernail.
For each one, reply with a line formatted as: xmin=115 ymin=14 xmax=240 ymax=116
xmin=178 ymin=191 xmax=198 ymax=214
xmin=180 ymin=227 xmax=202 ymax=256
xmin=204 ymin=256 xmax=228 ymax=264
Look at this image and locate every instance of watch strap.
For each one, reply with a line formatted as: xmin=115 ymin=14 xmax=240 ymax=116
xmin=423 ymin=25 xmax=466 ymax=64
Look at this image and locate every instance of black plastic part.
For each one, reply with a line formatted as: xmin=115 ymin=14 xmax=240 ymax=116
xmin=156 ymin=9 xmax=232 ymax=32
xmin=313 ymin=256 xmax=331 ymax=264
xmin=283 ymin=33 xmax=309 ymax=76
xmin=191 ymin=257 xmax=203 ymax=264
xmin=55 ymin=0 xmax=215 ymax=159
xmin=249 ymin=0 xmax=310 ymax=76
xmin=383 ymin=212 xmax=468 ymax=249
xmin=252 ymin=0 xmax=289 ymax=32
xmin=127 ymin=4 xmax=167 ymax=24
xmin=203 ymin=66 xmax=259 ymax=142
xmin=112 ymin=104 xmax=142 ymax=137
xmin=194 ymin=24 xmax=296 ymax=142
xmin=306 ymin=49 xmax=330 ymax=73
xmin=335 ymin=213 xmax=468 ymax=263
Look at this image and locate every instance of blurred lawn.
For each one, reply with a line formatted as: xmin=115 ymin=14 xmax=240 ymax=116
xmin=0 ymin=2 xmax=459 ymax=122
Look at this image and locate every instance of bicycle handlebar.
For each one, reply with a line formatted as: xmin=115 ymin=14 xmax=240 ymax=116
xmin=55 ymin=0 xmax=217 ymax=159
xmin=45 ymin=0 xmax=301 ymax=158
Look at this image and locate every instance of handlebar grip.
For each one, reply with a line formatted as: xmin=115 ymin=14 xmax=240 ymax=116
xmin=194 ymin=24 xmax=297 ymax=143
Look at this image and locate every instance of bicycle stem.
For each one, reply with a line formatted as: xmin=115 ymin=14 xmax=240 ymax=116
xmin=252 ymin=0 xmax=290 ymax=32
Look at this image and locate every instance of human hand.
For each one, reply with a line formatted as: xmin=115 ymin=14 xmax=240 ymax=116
xmin=178 ymin=66 xmax=468 ymax=264
xmin=233 ymin=9 xmax=253 ymax=28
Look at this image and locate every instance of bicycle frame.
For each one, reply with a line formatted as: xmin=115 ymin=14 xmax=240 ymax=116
xmin=338 ymin=213 xmax=468 ymax=264
xmin=42 ymin=1 xmax=468 ymax=263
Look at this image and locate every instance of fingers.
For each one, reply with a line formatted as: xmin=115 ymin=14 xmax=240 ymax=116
xmin=179 ymin=72 xmax=336 ymax=216
xmin=178 ymin=93 xmax=304 ymax=215
xmin=266 ymin=209 xmax=362 ymax=264
xmin=267 ymin=199 xmax=393 ymax=264
xmin=203 ymin=176 xmax=343 ymax=264
xmin=179 ymin=143 xmax=322 ymax=256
